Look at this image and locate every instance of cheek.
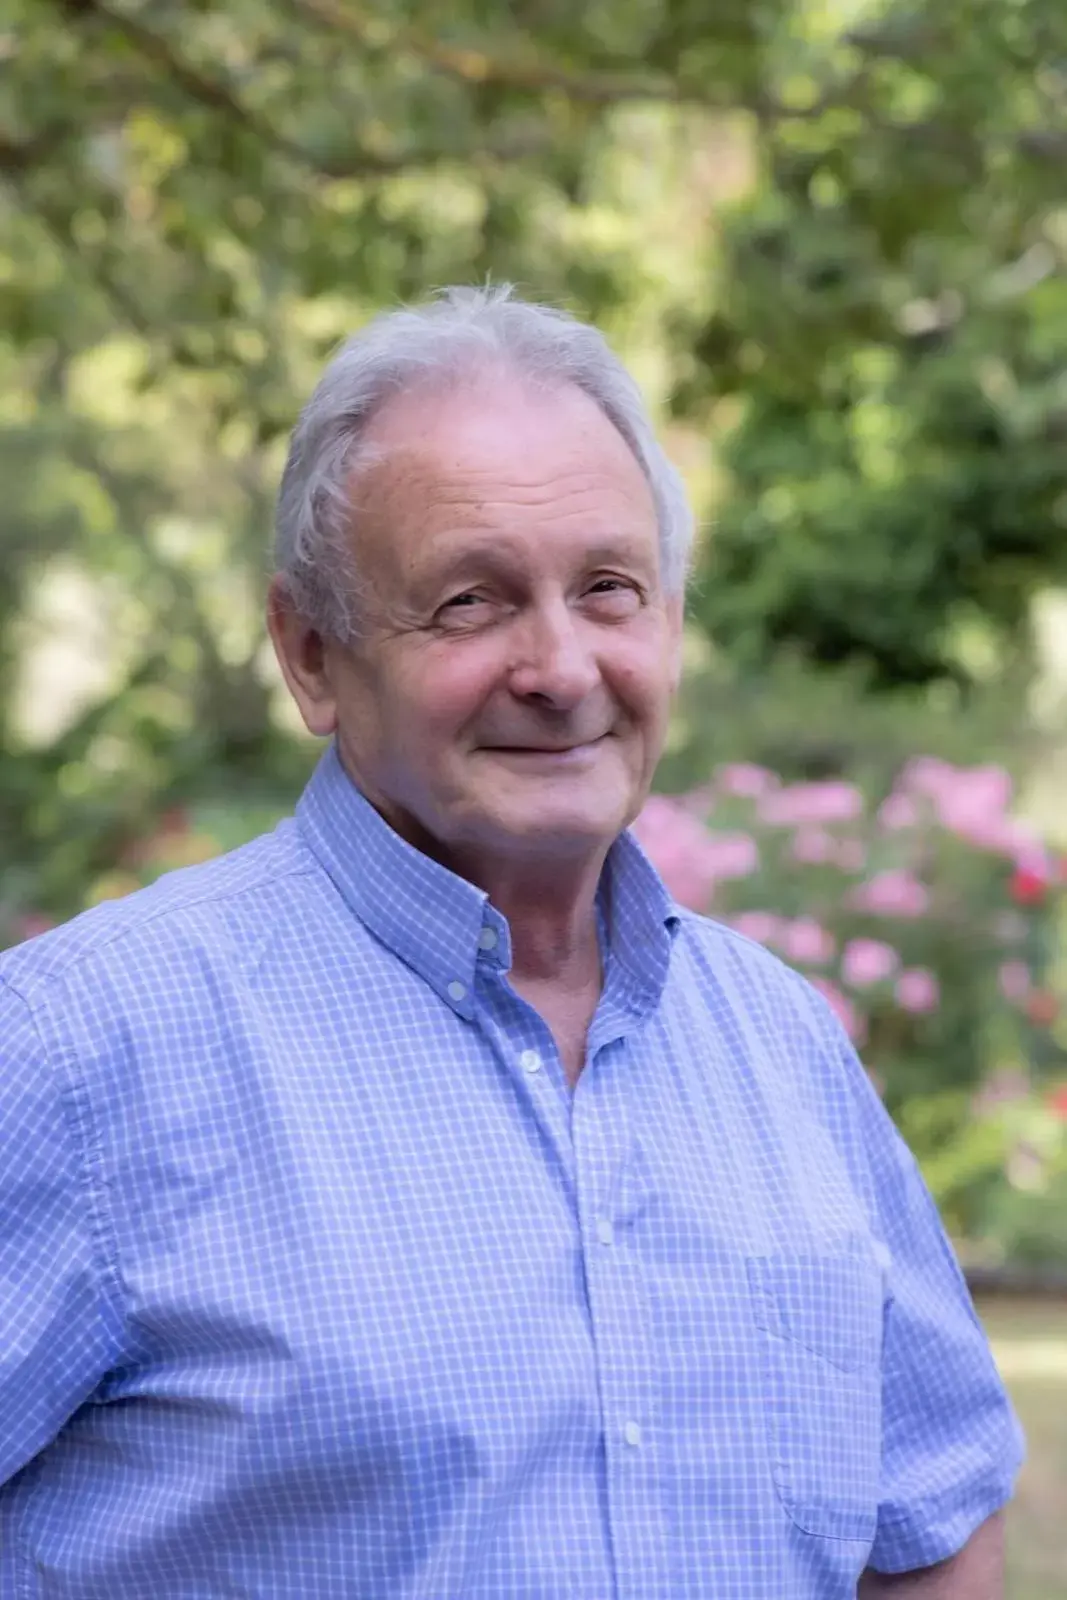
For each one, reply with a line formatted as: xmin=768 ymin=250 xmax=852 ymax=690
xmin=395 ymin=646 xmax=502 ymax=739
xmin=606 ymin=641 xmax=676 ymax=722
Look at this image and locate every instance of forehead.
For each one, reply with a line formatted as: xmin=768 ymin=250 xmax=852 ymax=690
xmin=348 ymin=375 xmax=658 ymax=576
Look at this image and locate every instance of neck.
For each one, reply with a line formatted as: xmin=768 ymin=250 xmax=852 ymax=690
xmin=335 ymin=750 xmax=611 ymax=987
xmin=456 ymin=851 xmax=607 ymax=988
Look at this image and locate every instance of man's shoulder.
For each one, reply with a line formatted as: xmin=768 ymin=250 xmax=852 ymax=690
xmin=671 ymin=907 xmax=829 ymax=1026
xmin=0 ymin=819 xmax=313 ymax=1007
xmin=668 ymin=906 xmax=863 ymax=1091
xmin=669 ymin=908 xmax=883 ymax=1179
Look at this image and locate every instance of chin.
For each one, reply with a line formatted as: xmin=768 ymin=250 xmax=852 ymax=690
xmin=494 ymin=801 xmax=629 ymax=851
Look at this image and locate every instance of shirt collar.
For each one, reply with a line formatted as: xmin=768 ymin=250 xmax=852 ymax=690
xmin=600 ymin=826 xmax=682 ymax=1018
xmin=296 ymin=743 xmax=680 ymax=1020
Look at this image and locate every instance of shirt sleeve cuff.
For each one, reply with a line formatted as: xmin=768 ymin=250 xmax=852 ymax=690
xmin=866 ymin=1457 xmax=1021 ymax=1575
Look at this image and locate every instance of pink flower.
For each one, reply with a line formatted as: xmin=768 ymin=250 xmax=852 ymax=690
xmin=675 ymin=785 xmax=716 ymax=819
xmin=731 ymin=910 xmax=785 ymax=946
xmin=899 ymin=755 xmax=959 ymax=795
xmin=900 ymin=760 xmax=1050 ymax=866
xmin=877 ymin=792 xmax=919 ymax=830
xmin=956 ymin=813 xmax=1043 ymax=859
xmin=850 ymin=869 xmax=930 ymax=918
xmin=633 ymin=801 xmax=757 ymax=910
xmin=790 ymin=827 xmax=835 ymax=864
xmin=940 ymin=764 xmax=1013 ymax=822
xmin=758 ymin=781 xmax=864 ymax=827
xmin=842 ymin=938 xmax=901 ymax=988
xmin=634 ymin=796 xmax=678 ymax=831
xmin=895 ymin=968 xmax=940 ymax=1013
xmin=715 ymin=762 xmax=779 ymax=798
xmin=902 ymin=758 xmax=1013 ymax=818
xmin=810 ymin=976 xmax=867 ymax=1044
xmin=632 ymin=798 xmax=719 ymax=910
xmin=1014 ymin=840 xmax=1056 ymax=878
xmin=632 ymin=795 xmax=688 ymax=851
xmin=702 ymin=832 xmax=760 ymax=881
xmin=998 ymin=960 xmax=1032 ymax=1003
xmin=781 ymin=918 xmax=835 ymax=966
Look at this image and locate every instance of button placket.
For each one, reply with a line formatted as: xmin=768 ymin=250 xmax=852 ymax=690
xmin=571 ymin=1050 xmax=669 ymax=1600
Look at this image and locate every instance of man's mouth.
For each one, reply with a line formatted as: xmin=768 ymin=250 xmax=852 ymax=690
xmin=484 ymin=735 xmax=608 ymax=755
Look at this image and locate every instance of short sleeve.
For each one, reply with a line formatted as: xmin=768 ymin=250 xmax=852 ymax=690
xmin=0 ymin=977 xmax=122 ymax=1487
xmin=835 ymin=1035 xmax=1025 ymax=1573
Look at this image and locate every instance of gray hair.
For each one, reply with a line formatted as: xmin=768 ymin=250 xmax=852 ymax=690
xmin=274 ymin=284 xmax=694 ymax=638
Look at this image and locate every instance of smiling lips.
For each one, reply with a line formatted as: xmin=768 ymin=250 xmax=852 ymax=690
xmin=484 ymin=736 xmax=608 ymax=755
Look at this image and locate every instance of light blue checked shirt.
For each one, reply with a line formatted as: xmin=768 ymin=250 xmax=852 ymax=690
xmin=1 ymin=744 xmax=1021 ymax=1598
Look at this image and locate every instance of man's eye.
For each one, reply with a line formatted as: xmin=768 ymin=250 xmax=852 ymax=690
xmin=588 ymin=579 xmax=639 ymax=601
xmin=436 ymin=592 xmax=492 ymax=626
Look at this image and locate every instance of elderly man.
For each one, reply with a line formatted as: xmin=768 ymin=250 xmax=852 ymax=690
xmin=1 ymin=286 xmax=1021 ymax=1598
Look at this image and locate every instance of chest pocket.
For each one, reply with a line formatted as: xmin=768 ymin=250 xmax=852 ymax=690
xmin=746 ymin=1251 xmax=884 ymax=1541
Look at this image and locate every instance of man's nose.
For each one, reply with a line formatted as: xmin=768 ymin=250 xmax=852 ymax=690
xmin=507 ymin=602 xmax=601 ymax=708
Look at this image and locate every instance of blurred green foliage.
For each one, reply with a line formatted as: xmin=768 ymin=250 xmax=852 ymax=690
xmin=675 ymin=0 xmax=1067 ymax=687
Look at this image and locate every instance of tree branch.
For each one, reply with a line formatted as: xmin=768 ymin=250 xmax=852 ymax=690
xmin=289 ymin=0 xmax=697 ymax=105
xmin=287 ymin=0 xmax=895 ymax=126
xmin=66 ymin=0 xmax=419 ymax=177
xmin=58 ymin=0 xmax=554 ymax=178
xmin=0 ymin=116 xmax=82 ymax=174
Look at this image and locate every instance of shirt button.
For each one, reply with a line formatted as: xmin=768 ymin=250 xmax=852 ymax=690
xmin=520 ymin=1049 xmax=542 ymax=1074
xmin=596 ymin=1218 xmax=615 ymax=1246
xmin=447 ymin=980 xmax=467 ymax=1002
xmin=478 ymin=927 xmax=498 ymax=951
xmin=623 ymin=1420 xmax=642 ymax=1448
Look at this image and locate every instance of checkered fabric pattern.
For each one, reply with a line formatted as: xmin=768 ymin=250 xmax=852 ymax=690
xmin=0 ymin=743 xmax=1022 ymax=1598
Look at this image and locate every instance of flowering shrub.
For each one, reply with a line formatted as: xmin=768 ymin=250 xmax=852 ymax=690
xmin=964 ymin=1074 xmax=1067 ymax=1270
xmin=634 ymin=757 xmax=1067 ymax=1257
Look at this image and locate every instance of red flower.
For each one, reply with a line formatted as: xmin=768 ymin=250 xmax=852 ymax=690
xmin=1049 ymin=1085 xmax=1067 ymax=1121
xmin=1009 ymin=866 xmax=1047 ymax=905
xmin=1025 ymin=990 xmax=1060 ymax=1028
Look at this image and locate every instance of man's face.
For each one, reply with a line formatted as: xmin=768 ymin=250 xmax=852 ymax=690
xmin=309 ymin=376 xmax=683 ymax=868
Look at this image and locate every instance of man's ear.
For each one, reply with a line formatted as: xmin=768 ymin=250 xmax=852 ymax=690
xmin=265 ymin=575 xmax=338 ymax=738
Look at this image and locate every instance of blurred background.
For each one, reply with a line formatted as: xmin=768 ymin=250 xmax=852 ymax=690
xmin=2 ymin=0 xmax=1066 ymax=1589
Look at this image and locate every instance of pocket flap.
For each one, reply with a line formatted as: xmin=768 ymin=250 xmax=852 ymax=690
xmin=746 ymin=1251 xmax=884 ymax=1374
